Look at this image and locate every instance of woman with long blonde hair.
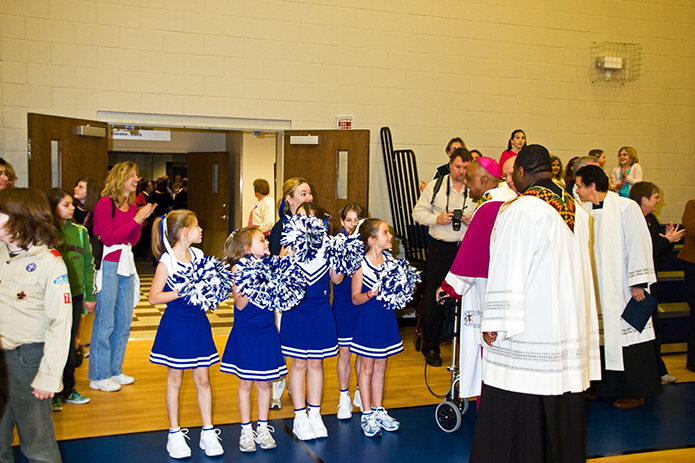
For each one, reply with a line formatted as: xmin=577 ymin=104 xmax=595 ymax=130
xmin=89 ymin=162 xmax=156 ymax=392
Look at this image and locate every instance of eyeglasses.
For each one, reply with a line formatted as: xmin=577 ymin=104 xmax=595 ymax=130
xmin=0 ymin=171 xmax=7 ymax=178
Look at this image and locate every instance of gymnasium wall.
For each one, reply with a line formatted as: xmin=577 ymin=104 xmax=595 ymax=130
xmin=1 ymin=0 xmax=694 ymax=222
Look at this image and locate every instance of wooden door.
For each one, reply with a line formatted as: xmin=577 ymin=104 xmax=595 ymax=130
xmin=283 ymin=130 xmax=369 ymax=228
xmin=27 ymin=113 xmax=108 ymax=191
xmin=187 ymin=151 xmax=230 ymax=258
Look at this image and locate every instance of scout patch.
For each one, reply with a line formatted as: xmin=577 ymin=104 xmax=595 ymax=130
xmin=26 ymin=263 xmax=37 ymax=272
xmin=16 ymin=289 xmax=28 ymax=301
xmin=53 ymin=274 xmax=69 ymax=287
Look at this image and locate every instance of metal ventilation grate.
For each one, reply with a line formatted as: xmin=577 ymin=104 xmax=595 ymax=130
xmin=591 ymin=42 xmax=642 ymax=84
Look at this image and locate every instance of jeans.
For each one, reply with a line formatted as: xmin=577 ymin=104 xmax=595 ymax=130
xmin=0 ymin=343 xmax=62 ymax=463
xmin=89 ymin=261 xmax=135 ymax=381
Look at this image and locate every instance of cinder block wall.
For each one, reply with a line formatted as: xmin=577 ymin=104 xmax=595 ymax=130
xmin=1 ymin=0 xmax=694 ymax=223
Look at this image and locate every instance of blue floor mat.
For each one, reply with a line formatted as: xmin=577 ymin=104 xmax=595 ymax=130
xmin=12 ymin=382 xmax=695 ymax=462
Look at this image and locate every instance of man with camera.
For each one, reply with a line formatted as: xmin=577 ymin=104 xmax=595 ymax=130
xmin=413 ymin=147 xmax=474 ymax=366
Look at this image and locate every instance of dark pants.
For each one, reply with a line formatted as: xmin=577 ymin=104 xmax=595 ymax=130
xmin=422 ymin=239 xmax=459 ymax=354
xmin=594 ymin=342 xmax=662 ymax=399
xmin=470 ymin=384 xmax=585 ymax=463
xmin=61 ymin=294 xmax=84 ymax=398
xmin=0 ymin=343 xmax=62 ymax=463
xmin=652 ymin=306 xmax=667 ymax=376
xmin=684 ymin=261 xmax=695 ymax=367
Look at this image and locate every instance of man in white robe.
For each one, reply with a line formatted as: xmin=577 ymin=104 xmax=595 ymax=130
xmin=470 ymin=145 xmax=600 ymax=463
xmin=574 ymin=165 xmax=661 ymax=409
xmin=437 ymin=157 xmax=516 ymax=399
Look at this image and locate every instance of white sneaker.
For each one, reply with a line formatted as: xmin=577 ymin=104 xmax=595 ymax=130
xmin=199 ymin=428 xmax=224 ymax=456
xmin=661 ymin=374 xmax=678 ymax=383
xmin=292 ymin=414 xmax=315 ymax=441
xmin=308 ymin=413 xmax=328 ymax=439
xmin=111 ymin=373 xmax=135 ymax=385
xmin=374 ymin=408 xmax=400 ymax=431
xmin=353 ymin=389 xmax=363 ymax=412
xmin=239 ymin=428 xmax=257 ymax=452
xmin=167 ymin=429 xmax=191 ymax=459
xmin=360 ymin=414 xmax=381 ymax=438
xmin=89 ymin=379 xmax=121 ymax=392
xmin=337 ymin=394 xmax=353 ymax=420
xmin=255 ymin=426 xmax=276 ymax=450
xmin=270 ymin=399 xmax=282 ymax=410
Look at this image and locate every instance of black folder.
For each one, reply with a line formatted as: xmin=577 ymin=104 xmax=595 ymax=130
xmin=621 ymin=293 xmax=658 ymax=333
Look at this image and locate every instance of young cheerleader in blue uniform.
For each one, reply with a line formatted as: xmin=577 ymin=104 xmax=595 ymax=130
xmin=331 ymin=203 xmax=365 ymax=419
xmin=280 ymin=202 xmax=344 ymax=440
xmin=351 ymin=218 xmax=405 ymax=437
xmin=148 ymin=210 xmax=223 ymax=459
xmin=221 ymin=227 xmax=288 ymax=452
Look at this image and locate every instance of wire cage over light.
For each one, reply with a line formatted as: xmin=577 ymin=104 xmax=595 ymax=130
xmin=591 ymin=42 xmax=642 ymax=84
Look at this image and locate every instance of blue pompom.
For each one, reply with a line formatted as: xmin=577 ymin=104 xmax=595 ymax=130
xmin=376 ymin=251 xmax=421 ymax=310
xmin=325 ymin=233 xmax=365 ymax=275
xmin=233 ymin=255 xmax=307 ymax=312
xmin=169 ymin=255 xmax=234 ymax=311
xmin=280 ymin=214 xmax=327 ymax=262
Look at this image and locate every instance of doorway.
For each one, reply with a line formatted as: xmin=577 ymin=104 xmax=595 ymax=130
xmin=108 ymin=127 xmax=277 ymax=258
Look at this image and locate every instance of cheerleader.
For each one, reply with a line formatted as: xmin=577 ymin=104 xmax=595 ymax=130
xmin=221 ymin=227 xmax=288 ymax=452
xmin=280 ymin=202 xmax=343 ymax=441
xmin=351 ymin=218 xmax=404 ymax=438
xmin=332 ymin=203 xmax=365 ymax=419
xmin=148 ymin=210 xmax=223 ymax=459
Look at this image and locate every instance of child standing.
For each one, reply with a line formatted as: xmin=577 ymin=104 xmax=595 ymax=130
xmin=46 ymin=188 xmax=96 ymax=411
xmin=332 ymin=203 xmax=365 ymax=418
xmin=221 ymin=227 xmax=288 ymax=452
xmin=148 ymin=210 xmax=223 ymax=459
xmin=280 ymin=202 xmax=343 ymax=440
xmin=611 ymin=146 xmax=643 ymax=197
xmin=0 ymin=187 xmax=72 ymax=462
xmin=351 ymin=218 xmax=404 ymax=437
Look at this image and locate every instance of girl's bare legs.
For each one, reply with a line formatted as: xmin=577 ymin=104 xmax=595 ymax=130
xmin=337 ymin=346 xmax=351 ymax=390
xmin=256 ymin=381 xmax=270 ymax=422
xmin=289 ymin=358 xmax=307 ymax=410
xmin=358 ymin=357 xmax=374 ymax=411
xmin=355 ymin=355 xmax=362 ymax=387
xmin=238 ymin=379 xmax=254 ymax=424
xmin=192 ymin=367 xmax=213 ymax=427
xmin=370 ymin=358 xmax=388 ymax=409
xmin=306 ymin=359 xmax=324 ymax=406
xmin=166 ymin=368 xmax=184 ymax=429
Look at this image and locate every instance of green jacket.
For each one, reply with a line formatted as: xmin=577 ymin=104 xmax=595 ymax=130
xmin=56 ymin=221 xmax=96 ymax=302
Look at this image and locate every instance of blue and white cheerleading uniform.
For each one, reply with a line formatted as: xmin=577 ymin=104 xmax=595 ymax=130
xmin=350 ymin=254 xmax=404 ymax=358
xmin=280 ymin=246 xmax=339 ymax=359
xmin=149 ymin=248 xmax=220 ymax=369
xmin=220 ymin=299 xmax=287 ymax=381
xmin=331 ymin=232 xmax=359 ymax=346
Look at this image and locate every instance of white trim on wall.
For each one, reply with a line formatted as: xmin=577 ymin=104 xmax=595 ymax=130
xmin=97 ymin=111 xmax=292 ymax=132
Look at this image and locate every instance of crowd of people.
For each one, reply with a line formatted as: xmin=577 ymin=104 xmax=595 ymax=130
xmin=0 ymin=129 xmax=692 ymax=463
xmin=414 ymin=132 xmax=691 ymax=462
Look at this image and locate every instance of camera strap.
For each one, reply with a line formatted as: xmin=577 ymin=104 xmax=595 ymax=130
xmin=431 ymin=174 xmax=468 ymax=212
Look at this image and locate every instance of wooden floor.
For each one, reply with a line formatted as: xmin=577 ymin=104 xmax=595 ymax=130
xmin=53 ymin=325 xmax=454 ymax=441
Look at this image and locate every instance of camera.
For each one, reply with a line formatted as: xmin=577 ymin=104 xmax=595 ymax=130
xmin=452 ymin=209 xmax=463 ymax=231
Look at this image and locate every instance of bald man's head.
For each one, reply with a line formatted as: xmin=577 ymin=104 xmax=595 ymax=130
xmin=503 ymin=156 xmax=517 ymax=193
